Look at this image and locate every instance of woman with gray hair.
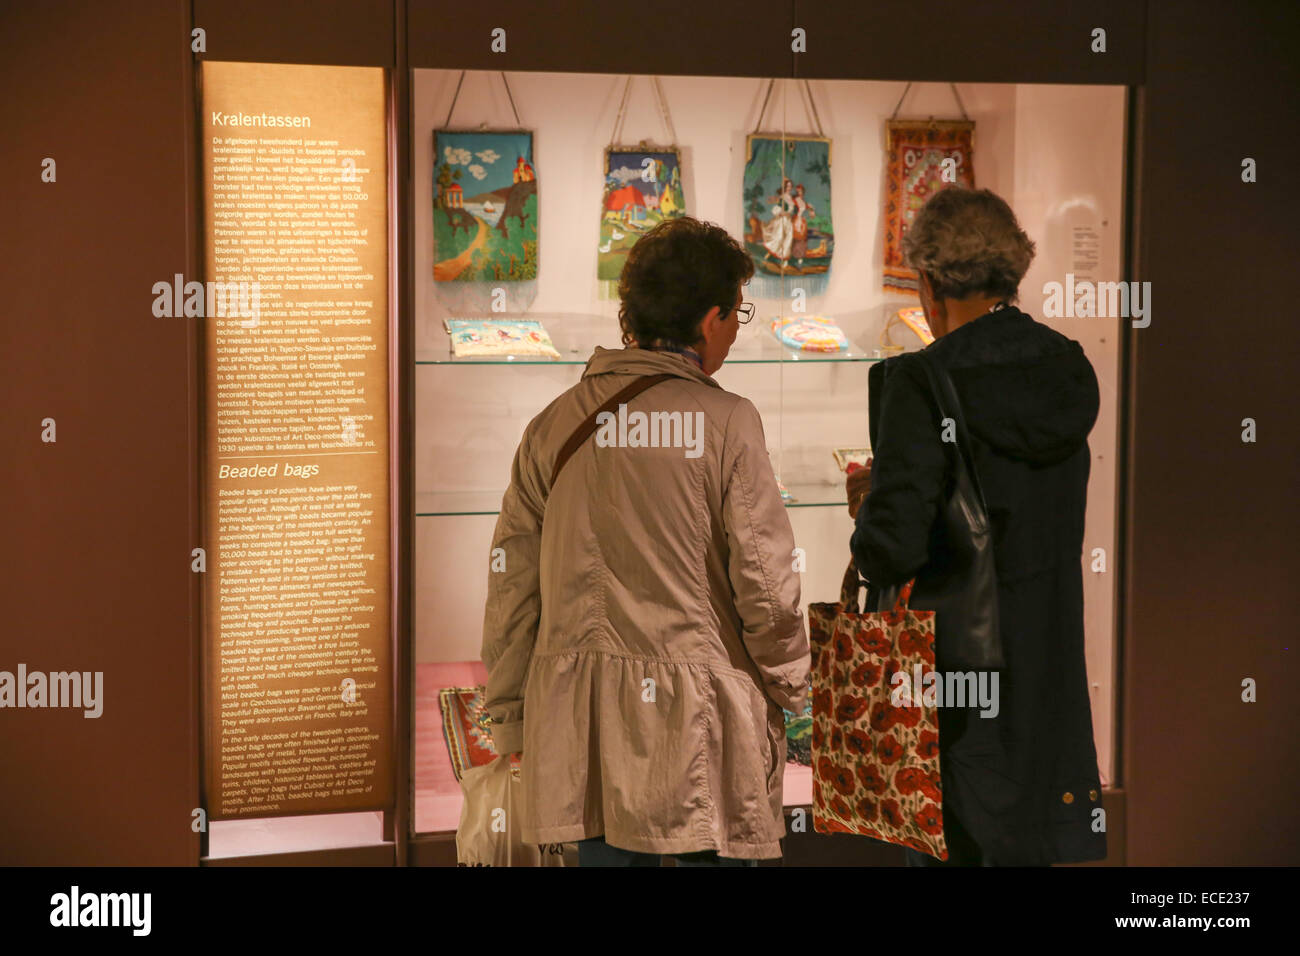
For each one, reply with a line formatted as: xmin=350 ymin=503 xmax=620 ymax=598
xmin=847 ymin=187 xmax=1106 ymax=866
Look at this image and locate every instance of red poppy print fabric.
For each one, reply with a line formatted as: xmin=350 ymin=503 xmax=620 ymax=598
xmin=807 ymin=565 xmax=947 ymax=861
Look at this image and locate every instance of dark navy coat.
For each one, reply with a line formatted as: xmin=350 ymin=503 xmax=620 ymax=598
xmin=851 ymin=305 xmax=1106 ymax=865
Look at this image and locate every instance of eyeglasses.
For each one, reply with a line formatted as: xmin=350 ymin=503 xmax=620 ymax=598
xmin=735 ymin=302 xmax=755 ymax=325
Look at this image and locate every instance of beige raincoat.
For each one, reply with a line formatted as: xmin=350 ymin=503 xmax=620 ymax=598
xmin=481 ymin=345 xmax=809 ymax=859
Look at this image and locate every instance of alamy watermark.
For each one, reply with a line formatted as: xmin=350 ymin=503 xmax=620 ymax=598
xmin=0 ymin=664 xmax=103 ymax=718
xmin=49 ymin=886 xmax=150 ymax=936
xmin=890 ymin=663 xmax=999 ymax=719
xmin=1042 ymin=273 xmax=1151 ymax=328
xmin=152 ymin=274 xmax=262 ymax=326
xmin=594 ymin=405 xmax=705 ymax=459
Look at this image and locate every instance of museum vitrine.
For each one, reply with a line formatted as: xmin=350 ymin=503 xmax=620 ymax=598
xmin=409 ymin=68 xmax=1127 ymax=837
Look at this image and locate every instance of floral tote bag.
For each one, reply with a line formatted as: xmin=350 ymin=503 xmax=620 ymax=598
xmin=808 ymin=562 xmax=948 ymax=861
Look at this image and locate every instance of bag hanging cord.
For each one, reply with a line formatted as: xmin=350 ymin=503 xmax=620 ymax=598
xmin=443 ymin=70 xmax=523 ymax=129
xmin=752 ymin=77 xmax=826 ymax=136
xmin=889 ymin=81 xmax=970 ymax=122
xmin=609 ymin=75 xmax=678 ymax=147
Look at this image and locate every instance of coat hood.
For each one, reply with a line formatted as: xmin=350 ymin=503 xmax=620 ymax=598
xmin=934 ymin=307 xmax=1100 ymax=467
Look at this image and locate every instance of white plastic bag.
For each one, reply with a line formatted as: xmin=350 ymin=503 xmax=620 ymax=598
xmin=455 ymin=754 xmax=576 ymax=866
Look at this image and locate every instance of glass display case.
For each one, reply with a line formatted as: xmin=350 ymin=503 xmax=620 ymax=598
xmin=410 ymin=68 xmax=1126 ymax=835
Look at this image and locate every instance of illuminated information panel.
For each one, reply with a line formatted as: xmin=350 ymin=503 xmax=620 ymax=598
xmin=201 ymin=61 xmax=391 ymax=818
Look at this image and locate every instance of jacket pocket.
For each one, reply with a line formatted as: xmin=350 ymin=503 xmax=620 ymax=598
xmin=710 ymin=666 xmax=779 ymax=817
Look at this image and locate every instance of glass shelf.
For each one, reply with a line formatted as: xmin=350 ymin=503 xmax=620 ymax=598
xmin=416 ymin=490 xmax=507 ymax=517
xmin=416 ymin=311 xmax=901 ymax=366
xmin=416 ymin=481 xmax=848 ymax=517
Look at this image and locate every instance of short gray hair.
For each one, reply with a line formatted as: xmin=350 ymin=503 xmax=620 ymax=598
xmin=901 ymin=187 xmax=1035 ymax=302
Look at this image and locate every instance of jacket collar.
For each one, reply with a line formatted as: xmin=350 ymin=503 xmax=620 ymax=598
xmin=581 ymin=345 xmax=721 ymax=388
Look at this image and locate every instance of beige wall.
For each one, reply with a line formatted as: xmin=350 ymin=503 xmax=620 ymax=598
xmin=1011 ymin=85 xmax=1127 ymax=783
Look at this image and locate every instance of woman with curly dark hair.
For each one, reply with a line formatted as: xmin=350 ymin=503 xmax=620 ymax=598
xmin=848 ymin=187 xmax=1106 ymax=866
xmin=482 ymin=216 xmax=810 ymax=866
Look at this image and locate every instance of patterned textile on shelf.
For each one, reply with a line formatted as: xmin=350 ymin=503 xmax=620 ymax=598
xmin=784 ymin=691 xmax=814 ymax=766
xmin=883 ymin=120 xmax=974 ymax=294
xmin=771 ymin=315 xmax=848 ymax=352
xmin=895 ymin=306 xmax=935 ymax=346
xmin=439 ymin=685 xmax=498 ymax=782
xmin=444 ymin=318 xmax=560 ymax=358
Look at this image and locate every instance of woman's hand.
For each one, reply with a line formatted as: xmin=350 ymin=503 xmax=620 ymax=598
xmin=846 ymin=460 xmax=872 ymax=518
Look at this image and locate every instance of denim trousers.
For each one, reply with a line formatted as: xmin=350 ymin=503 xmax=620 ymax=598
xmin=577 ymin=836 xmax=758 ymax=867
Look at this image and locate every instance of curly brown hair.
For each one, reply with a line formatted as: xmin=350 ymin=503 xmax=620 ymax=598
xmin=617 ymin=217 xmax=754 ymax=347
xmin=902 ymin=187 xmax=1036 ymax=302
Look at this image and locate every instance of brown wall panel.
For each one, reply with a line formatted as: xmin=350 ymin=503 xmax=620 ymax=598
xmin=409 ymin=0 xmax=794 ymax=76
xmin=194 ymin=0 xmax=395 ymax=67
xmin=792 ymin=0 xmax=1144 ymax=84
xmin=3 ymin=0 xmax=1296 ymax=868
xmin=1123 ymin=0 xmax=1299 ymax=864
xmin=412 ymin=0 xmax=1144 ymax=83
xmin=0 ymin=0 xmax=199 ymax=865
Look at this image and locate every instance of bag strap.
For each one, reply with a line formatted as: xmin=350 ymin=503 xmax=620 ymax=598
xmin=870 ymin=356 xmax=986 ymax=616
xmin=844 ymin=560 xmax=917 ymax=616
xmin=889 ymin=579 xmax=917 ymax=615
xmin=549 ymin=374 xmax=674 ymax=487
xmin=838 ymin=560 xmax=866 ymax=612
xmin=915 ymin=352 xmax=992 ymax=514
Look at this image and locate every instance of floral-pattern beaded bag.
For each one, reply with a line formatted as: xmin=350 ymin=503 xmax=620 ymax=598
xmin=808 ymin=563 xmax=947 ymax=861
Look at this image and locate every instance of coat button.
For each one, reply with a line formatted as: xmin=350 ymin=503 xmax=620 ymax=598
xmin=1089 ymin=789 xmax=1099 ymax=801
xmin=1062 ymin=791 xmax=1074 ymax=804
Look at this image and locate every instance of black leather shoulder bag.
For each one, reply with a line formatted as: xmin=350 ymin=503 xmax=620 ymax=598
xmin=876 ymin=351 xmax=1003 ymax=671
